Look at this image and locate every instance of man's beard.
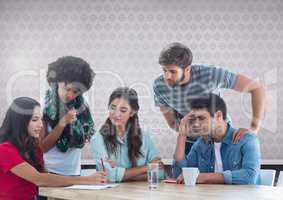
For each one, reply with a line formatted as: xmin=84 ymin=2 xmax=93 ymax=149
xmin=166 ymin=69 xmax=186 ymax=87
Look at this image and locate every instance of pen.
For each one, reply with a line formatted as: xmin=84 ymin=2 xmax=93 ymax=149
xmin=100 ymin=158 xmax=105 ymax=172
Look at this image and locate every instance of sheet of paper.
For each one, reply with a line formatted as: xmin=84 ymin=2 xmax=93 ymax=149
xmin=65 ymin=184 xmax=119 ymax=190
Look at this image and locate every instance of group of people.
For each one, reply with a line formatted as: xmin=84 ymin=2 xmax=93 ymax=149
xmin=0 ymin=42 xmax=265 ymax=200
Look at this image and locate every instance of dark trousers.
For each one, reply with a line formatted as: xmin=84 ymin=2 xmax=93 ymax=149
xmin=36 ymin=195 xmax=47 ymax=200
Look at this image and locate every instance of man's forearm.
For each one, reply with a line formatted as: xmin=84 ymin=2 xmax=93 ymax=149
xmin=171 ymin=121 xmax=179 ymax=132
xmin=174 ymin=135 xmax=186 ymax=160
xmin=160 ymin=107 xmax=180 ymax=132
xmin=233 ymin=74 xmax=266 ymax=133
xmin=197 ymin=173 xmax=225 ymax=184
xmin=250 ymin=85 xmax=265 ymax=132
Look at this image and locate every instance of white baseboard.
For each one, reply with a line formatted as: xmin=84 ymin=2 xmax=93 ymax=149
xmin=81 ymin=159 xmax=283 ymax=166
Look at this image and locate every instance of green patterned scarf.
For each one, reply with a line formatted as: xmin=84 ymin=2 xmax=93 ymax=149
xmin=43 ymin=85 xmax=95 ymax=152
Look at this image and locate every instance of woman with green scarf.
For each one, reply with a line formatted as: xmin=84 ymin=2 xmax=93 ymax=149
xmin=40 ymin=56 xmax=95 ymax=176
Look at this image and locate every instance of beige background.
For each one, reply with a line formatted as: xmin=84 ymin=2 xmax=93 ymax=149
xmin=0 ymin=0 xmax=282 ymax=160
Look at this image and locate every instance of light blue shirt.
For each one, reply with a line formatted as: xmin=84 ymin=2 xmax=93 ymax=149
xmin=91 ymin=129 xmax=161 ymax=182
xmin=172 ymin=125 xmax=261 ymax=185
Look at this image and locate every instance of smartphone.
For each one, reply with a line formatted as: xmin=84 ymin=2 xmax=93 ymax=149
xmin=163 ymin=179 xmax=177 ymax=184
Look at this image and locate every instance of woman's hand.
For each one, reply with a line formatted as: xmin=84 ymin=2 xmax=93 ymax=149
xmin=150 ymin=157 xmax=165 ymax=169
xmin=59 ymin=108 xmax=77 ymax=127
xmin=150 ymin=157 xmax=162 ymax=164
xmin=87 ymin=171 xmax=107 ymax=184
xmin=107 ymin=159 xmax=117 ymax=168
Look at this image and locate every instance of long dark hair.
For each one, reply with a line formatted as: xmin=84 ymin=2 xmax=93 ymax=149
xmin=0 ymin=97 xmax=44 ymax=172
xmin=100 ymin=87 xmax=143 ymax=167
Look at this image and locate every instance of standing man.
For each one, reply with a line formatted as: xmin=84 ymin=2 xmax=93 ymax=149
xmin=153 ymin=42 xmax=265 ymax=155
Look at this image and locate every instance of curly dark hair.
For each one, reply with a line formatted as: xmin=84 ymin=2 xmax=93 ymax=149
xmin=159 ymin=42 xmax=193 ymax=69
xmin=100 ymin=87 xmax=143 ymax=167
xmin=47 ymin=56 xmax=95 ymax=91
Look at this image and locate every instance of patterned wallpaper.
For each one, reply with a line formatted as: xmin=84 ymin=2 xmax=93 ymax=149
xmin=0 ymin=0 xmax=282 ymax=160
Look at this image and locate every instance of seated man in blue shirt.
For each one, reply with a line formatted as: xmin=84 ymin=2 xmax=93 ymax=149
xmin=172 ymin=94 xmax=261 ymax=184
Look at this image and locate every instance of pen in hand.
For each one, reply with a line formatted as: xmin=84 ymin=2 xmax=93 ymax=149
xmin=100 ymin=158 xmax=105 ymax=172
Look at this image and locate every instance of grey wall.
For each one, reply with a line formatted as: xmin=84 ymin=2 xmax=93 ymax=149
xmin=0 ymin=0 xmax=282 ymax=160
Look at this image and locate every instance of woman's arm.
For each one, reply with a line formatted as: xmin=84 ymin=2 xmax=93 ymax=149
xmin=40 ymin=109 xmax=76 ymax=152
xmin=122 ymin=158 xmax=163 ymax=181
xmin=10 ymin=162 xmax=107 ymax=186
xmin=122 ymin=166 xmax=147 ymax=181
xmin=39 ymin=121 xmax=65 ymax=152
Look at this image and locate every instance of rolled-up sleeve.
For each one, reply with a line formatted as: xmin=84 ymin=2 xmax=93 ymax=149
xmin=222 ymin=135 xmax=261 ymax=184
xmin=172 ymin=159 xmax=189 ymax=178
xmin=222 ymin=170 xmax=233 ymax=184
xmin=90 ymin=133 xmax=126 ymax=183
xmin=153 ymin=82 xmax=169 ymax=108
xmin=211 ymin=66 xmax=238 ymax=89
xmin=172 ymin=145 xmax=199 ymax=178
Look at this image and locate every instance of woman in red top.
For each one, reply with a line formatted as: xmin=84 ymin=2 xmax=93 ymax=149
xmin=0 ymin=97 xmax=106 ymax=200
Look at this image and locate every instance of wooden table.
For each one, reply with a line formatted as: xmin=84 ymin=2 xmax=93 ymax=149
xmin=39 ymin=182 xmax=283 ymax=200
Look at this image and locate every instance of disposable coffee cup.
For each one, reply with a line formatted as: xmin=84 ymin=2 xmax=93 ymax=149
xmin=182 ymin=167 xmax=199 ymax=186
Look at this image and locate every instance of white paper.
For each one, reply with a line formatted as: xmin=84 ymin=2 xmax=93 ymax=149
xmin=65 ymin=184 xmax=119 ymax=190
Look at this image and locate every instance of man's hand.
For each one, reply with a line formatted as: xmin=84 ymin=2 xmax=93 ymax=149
xmin=232 ymin=127 xmax=257 ymax=144
xmin=179 ymin=112 xmax=195 ymax=137
xmin=174 ymin=113 xmax=194 ymax=161
xmin=176 ymin=174 xmax=184 ymax=184
xmin=179 ymin=118 xmax=189 ymax=137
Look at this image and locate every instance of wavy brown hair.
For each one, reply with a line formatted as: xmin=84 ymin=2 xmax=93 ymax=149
xmin=0 ymin=97 xmax=44 ymax=172
xmin=100 ymin=87 xmax=143 ymax=167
